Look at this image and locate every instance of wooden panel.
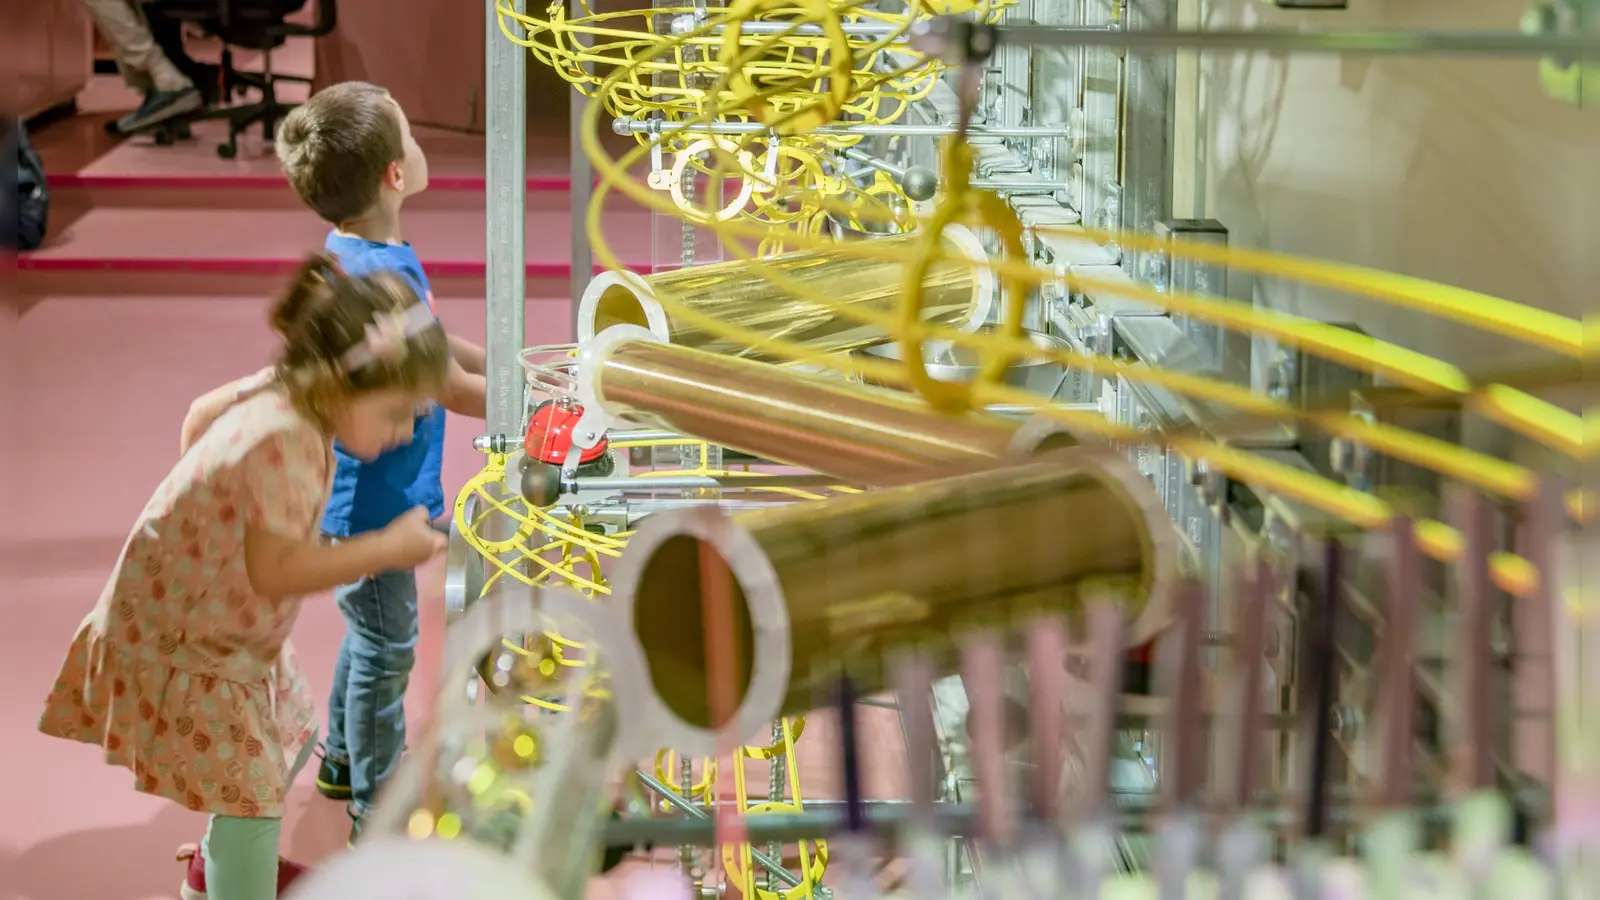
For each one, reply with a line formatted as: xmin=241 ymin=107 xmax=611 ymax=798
xmin=3 ymin=0 xmax=93 ymax=120
xmin=312 ymin=0 xmax=488 ymax=132
xmin=309 ymin=0 xmax=636 ymax=142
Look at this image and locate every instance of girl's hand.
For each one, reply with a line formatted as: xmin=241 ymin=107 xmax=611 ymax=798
xmin=380 ymin=507 xmax=448 ymax=569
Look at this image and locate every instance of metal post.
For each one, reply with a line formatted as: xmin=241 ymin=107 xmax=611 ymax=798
xmin=486 ymin=0 xmax=528 ymax=439
xmin=569 ymin=0 xmax=594 ymax=337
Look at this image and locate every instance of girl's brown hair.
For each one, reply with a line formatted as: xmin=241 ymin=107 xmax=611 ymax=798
xmin=270 ymin=252 xmax=449 ymax=428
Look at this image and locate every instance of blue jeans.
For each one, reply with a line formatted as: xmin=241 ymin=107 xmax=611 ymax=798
xmin=324 ymin=567 xmax=418 ymax=816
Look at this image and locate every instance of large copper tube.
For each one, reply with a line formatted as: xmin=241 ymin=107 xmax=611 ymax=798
xmin=578 ymin=329 xmax=1077 ymax=488
xmin=576 ymin=225 xmax=994 ymax=361
xmin=612 ymin=450 xmax=1176 ymax=753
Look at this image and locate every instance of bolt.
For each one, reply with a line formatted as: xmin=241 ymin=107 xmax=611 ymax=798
xmin=1263 ymin=622 xmax=1281 ymax=660
xmin=1329 ymin=705 xmax=1364 ymax=744
xmin=1266 ymin=351 xmax=1296 ymax=401
xmin=1143 ymin=252 xmax=1169 ymax=291
xmin=1328 ymin=437 xmax=1350 ymax=476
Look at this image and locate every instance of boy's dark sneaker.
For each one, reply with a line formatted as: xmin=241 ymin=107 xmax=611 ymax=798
xmin=314 ymin=746 xmax=352 ymax=800
xmin=111 ymin=87 xmax=201 ymax=135
xmin=346 ymin=804 xmax=365 ymax=848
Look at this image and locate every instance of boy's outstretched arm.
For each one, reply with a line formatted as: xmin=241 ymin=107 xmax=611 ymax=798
xmin=441 ymin=354 xmax=487 ymax=419
xmin=448 ymin=333 xmax=486 ymax=376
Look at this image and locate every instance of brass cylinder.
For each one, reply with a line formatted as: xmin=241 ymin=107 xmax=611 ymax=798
xmin=612 ymin=450 xmax=1176 ymax=752
xmin=581 ymin=331 xmax=1078 ymax=487
xmin=576 ymin=225 xmax=994 ymax=361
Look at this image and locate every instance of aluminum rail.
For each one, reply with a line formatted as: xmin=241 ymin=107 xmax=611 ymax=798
xmin=485 ymin=0 xmax=527 ymax=437
xmin=476 ymin=404 xmax=1102 ymax=452
xmin=613 ymin=117 xmax=1071 ymax=138
xmin=576 ymin=474 xmax=844 ymax=492
xmin=568 ymin=0 xmax=593 ymax=330
xmin=843 ymin=147 xmax=907 ymax=180
xmin=845 ymin=148 xmax=1074 ymax=193
xmin=707 ymin=20 xmax=904 ymax=38
xmin=634 ymin=771 xmax=804 ymax=889
xmin=600 ymin=789 xmax=1550 ymax=846
xmin=910 ymin=19 xmax=1600 ymax=59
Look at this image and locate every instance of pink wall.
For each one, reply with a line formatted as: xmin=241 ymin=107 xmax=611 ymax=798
xmin=313 ymin=0 xmax=585 ymax=134
xmin=310 ymin=0 xmax=641 ymax=156
xmin=13 ymin=280 xmax=575 ymax=566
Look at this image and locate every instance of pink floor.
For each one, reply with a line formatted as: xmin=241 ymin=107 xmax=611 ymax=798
xmin=5 ymin=60 xmax=906 ymax=900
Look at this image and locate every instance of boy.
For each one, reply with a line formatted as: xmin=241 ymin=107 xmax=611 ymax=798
xmin=194 ymin=81 xmax=488 ymax=844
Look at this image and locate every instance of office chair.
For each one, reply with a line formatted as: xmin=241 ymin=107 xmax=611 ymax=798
xmin=151 ymin=0 xmax=337 ymax=158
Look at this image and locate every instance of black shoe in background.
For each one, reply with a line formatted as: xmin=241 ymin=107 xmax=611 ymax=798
xmin=111 ymin=87 xmax=201 ymax=135
xmin=315 ymin=748 xmax=352 ymax=800
xmin=346 ymin=804 xmax=365 ymax=848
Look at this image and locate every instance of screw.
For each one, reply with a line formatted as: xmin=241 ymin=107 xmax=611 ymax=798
xmin=1328 ymin=438 xmax=1350 ymax=476
xmin=1329 ymin=705 xmax=1364 ymax=744
xmin=1266 ymin=351 xmax=1296 ymax=401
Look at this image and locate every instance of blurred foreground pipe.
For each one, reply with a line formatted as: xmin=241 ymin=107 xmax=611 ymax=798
xmin=613 ymin=449 xmax=1176 ymax=752
xmin=576 ymin=225 xmax=994 ymax=361
xmin=577 ymin=329 xmax=1079 ymax=487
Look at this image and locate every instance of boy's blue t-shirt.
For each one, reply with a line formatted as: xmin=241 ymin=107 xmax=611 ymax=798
xmin=321 ymin=231 xmax=447 ymax=536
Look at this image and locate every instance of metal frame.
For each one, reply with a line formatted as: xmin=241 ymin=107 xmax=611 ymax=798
xmin=464 ymin=2 xmax=1578 ymax=893
xmin=909 ymin=19 xmax=1600 ymax=57
xmin=486 ymin=0 xmax=527 ymax=439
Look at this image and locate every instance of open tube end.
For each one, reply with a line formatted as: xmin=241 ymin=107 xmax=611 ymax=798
xmin=939 ymin=223 xmax=997 ymax=332
xmin=1067 ymin=448 xmax=1181 ymax=648
xmin=577 ymin=270 xmax=668 ymax=343
xmin=1007 ymin=414 xmax=1084 ymax=456
xmin=611 ymin=505 xmax=793 ymax=758
xmin=574 ymin=323 xmax=664 ymax=428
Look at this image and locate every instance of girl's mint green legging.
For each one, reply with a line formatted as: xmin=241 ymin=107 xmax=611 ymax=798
xmin=201 ymin=735 xmax=316 ymax=900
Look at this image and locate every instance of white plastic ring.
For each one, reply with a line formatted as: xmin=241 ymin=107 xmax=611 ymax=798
xmin=609 ymin=505 xmax=793 ymax=758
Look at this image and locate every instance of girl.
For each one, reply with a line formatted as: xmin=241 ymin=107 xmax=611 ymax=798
xmin=38 ymin=253 xmax=453 ymax=900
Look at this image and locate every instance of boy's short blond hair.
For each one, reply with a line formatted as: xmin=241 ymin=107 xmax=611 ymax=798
xmin=276 ymin=82 xmax=404 ymax=225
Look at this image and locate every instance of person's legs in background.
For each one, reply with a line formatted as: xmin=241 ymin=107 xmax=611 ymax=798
xmin=316 ymin=628 xmax=355 ymax=800
xmin=80 ymin=0 xmax=201 ymax=132
xmin=142 ymin=0 xmax=223 ymax=105
xmin=331 ymin=568 xmax=419 ymax=844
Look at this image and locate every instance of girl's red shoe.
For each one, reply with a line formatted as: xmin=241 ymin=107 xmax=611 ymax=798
xmin=177 ymin=843 xmax=308 ymax=900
